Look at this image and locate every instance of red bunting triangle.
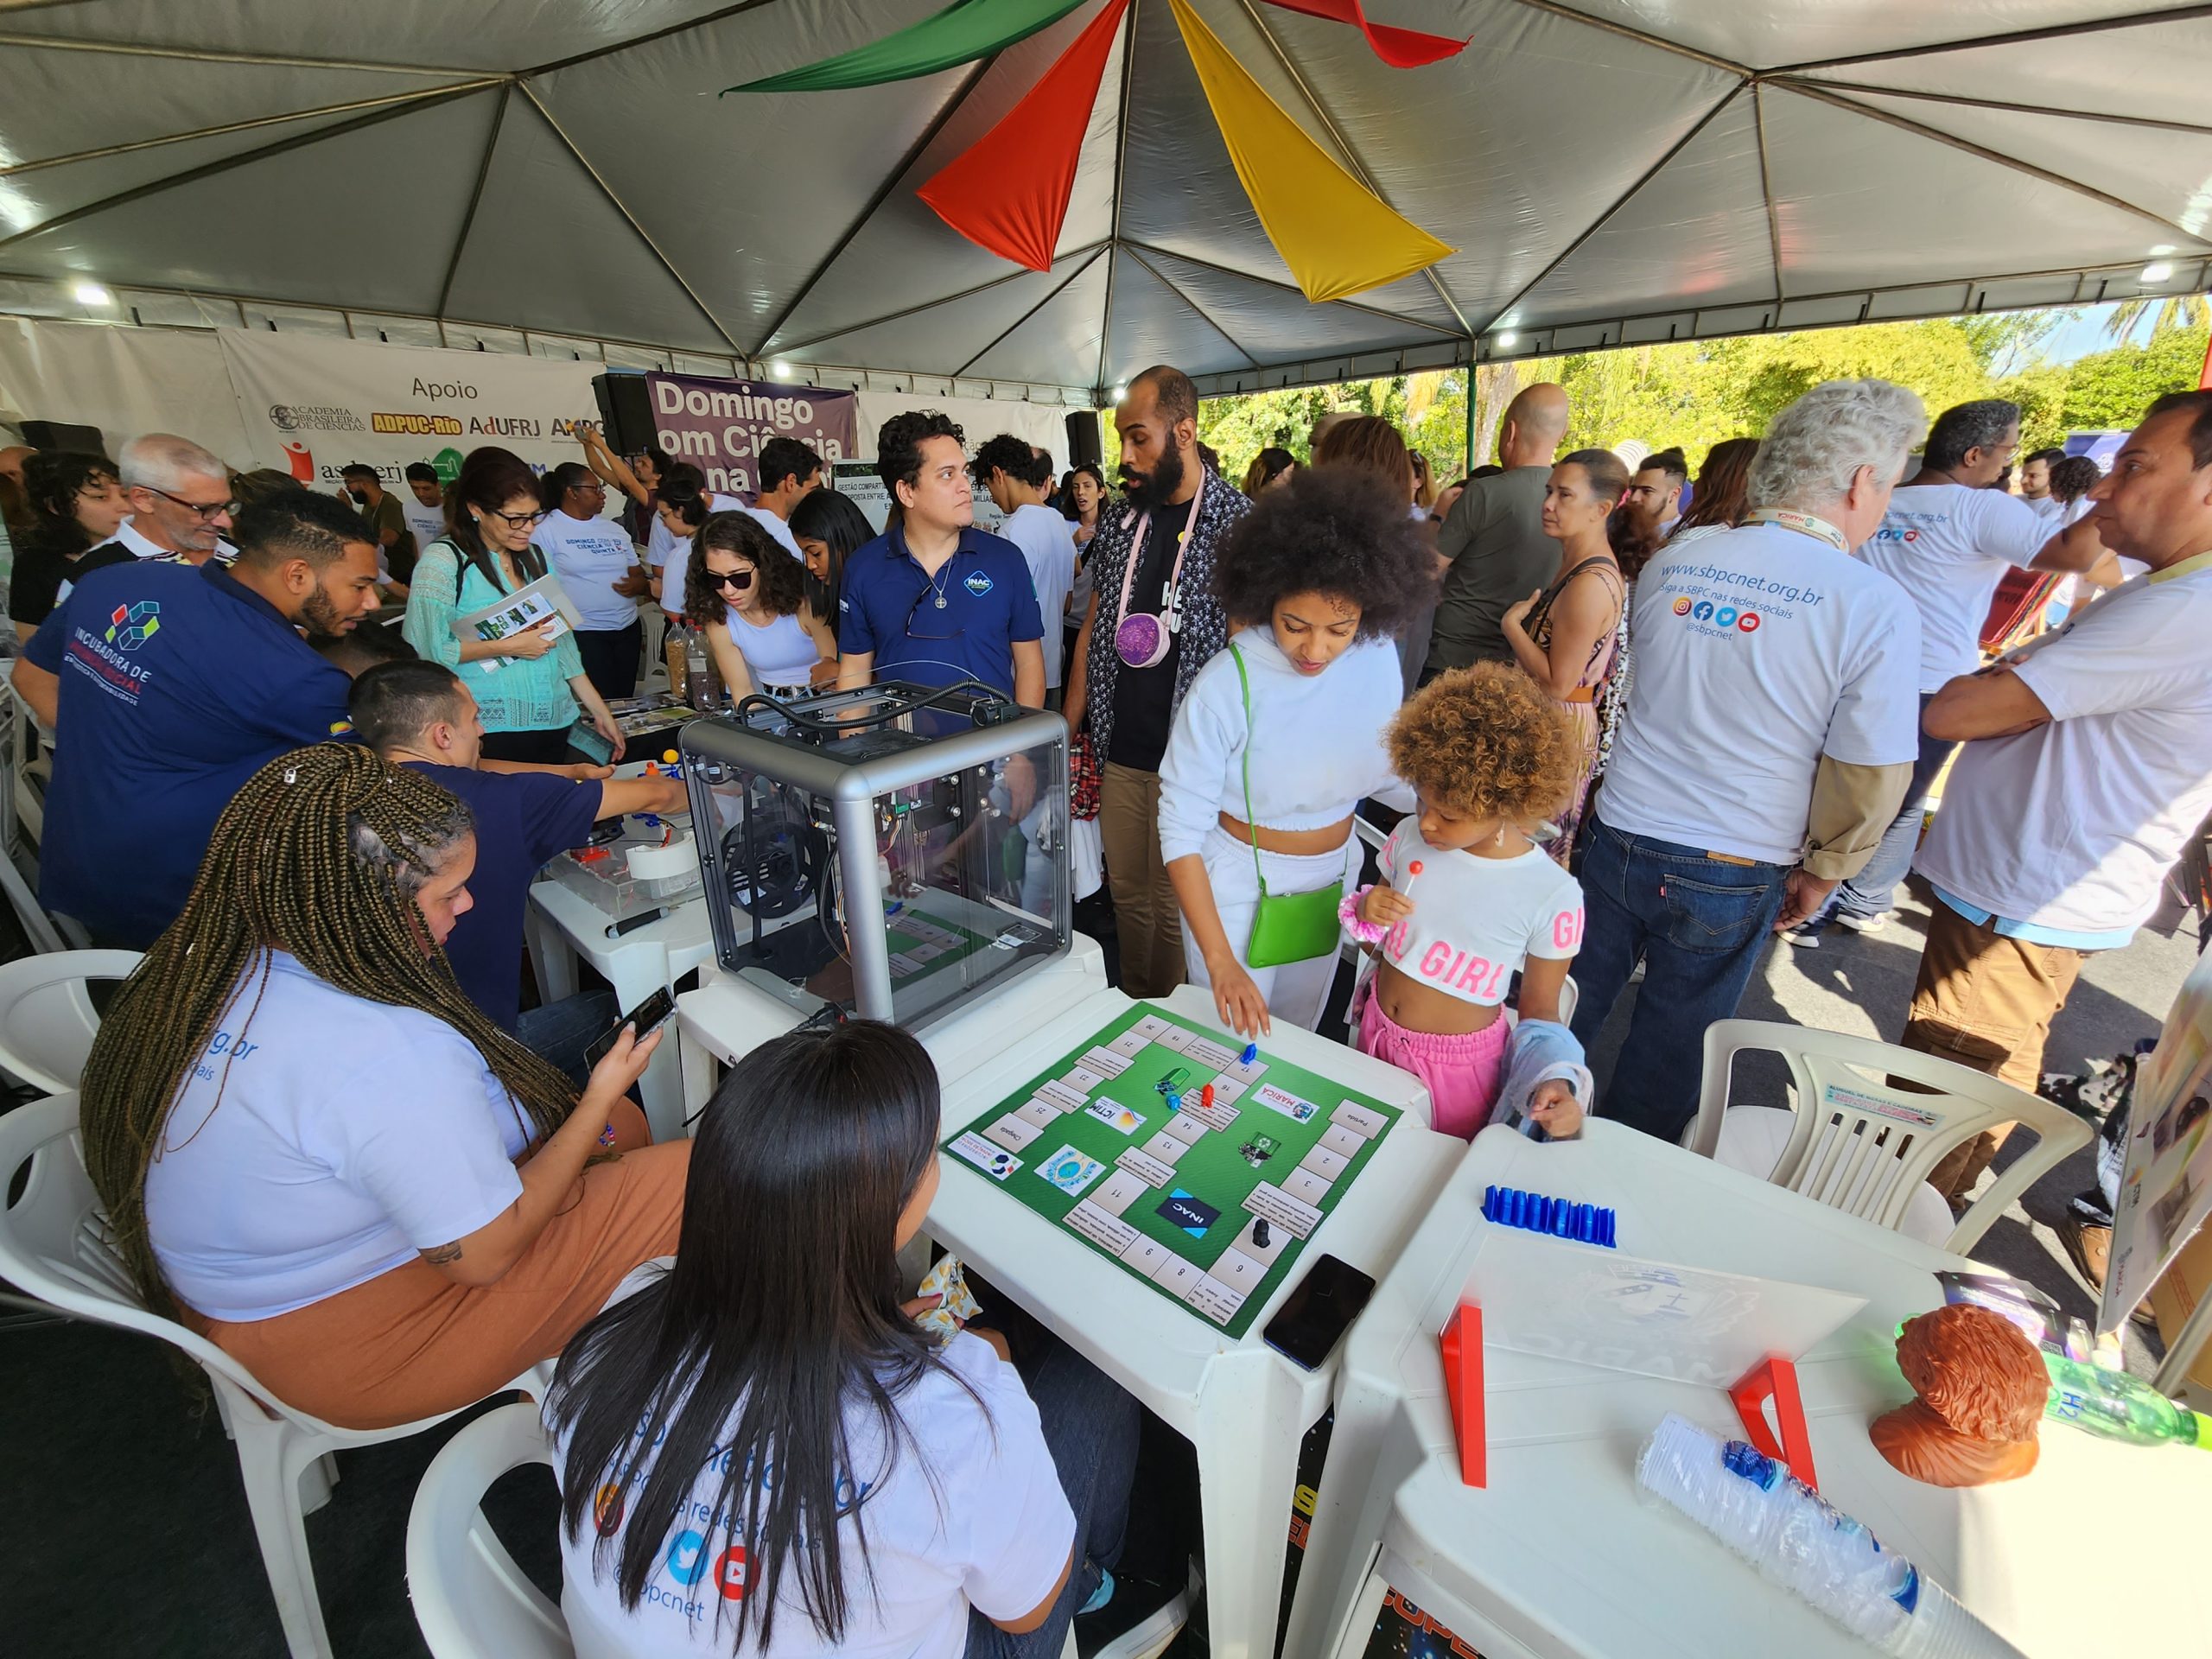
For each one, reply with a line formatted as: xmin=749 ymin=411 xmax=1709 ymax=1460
xmin=918 ymin=0 xmax=1130 ymax=271
xmin=1262 ymin=0 xmax=1466 ymax=67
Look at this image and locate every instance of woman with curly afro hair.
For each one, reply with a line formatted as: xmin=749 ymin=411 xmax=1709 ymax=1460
xmin=1156 ymin=467 xmax=1433 ymax=1036
xmin=1341 ymin=663 xmax=1589 ymax=1138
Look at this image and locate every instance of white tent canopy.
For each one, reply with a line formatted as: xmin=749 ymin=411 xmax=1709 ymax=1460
xmin=1 ymin=1 xmax=2207 ymax=404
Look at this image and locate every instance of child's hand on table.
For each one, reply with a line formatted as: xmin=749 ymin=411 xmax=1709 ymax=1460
xmin=1358 ymin=886 xmax=1414 ymax=927
xmin=1526 ymin=1080 xmax=1584 ymax=1139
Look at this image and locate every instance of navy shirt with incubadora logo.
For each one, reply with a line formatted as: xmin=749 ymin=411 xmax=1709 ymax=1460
xmin=837 ymin=524 xmax=1044 ymax=697
xmin=22 ymin=560 xmax=356 ymax=947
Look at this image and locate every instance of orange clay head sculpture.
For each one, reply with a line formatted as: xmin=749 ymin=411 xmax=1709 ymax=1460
xmin=1871 ymin=1303 xmax=2047 ymax=1487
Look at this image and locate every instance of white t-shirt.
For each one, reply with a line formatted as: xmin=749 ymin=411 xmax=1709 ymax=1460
xmin=652 ymin=494 xmax=743 ymax=617
xmin=538 ymin=508 xmax=644 ymax=632
xmin=1599 ymin=523 xmax=1923 ymax=866
xmin=403 ymin=494 xmax=448 ymax=555
xmin=551 ymin=1300 xmax=1074 ymax=1659
xmin=741 ymin=504 xmax=806 ymax=563
xmin=997 ymin=503 xmax=1077 ymax=688
xmin=1157 ymin=626 xmax=1404 ymax=865
xmin=1366 ymin=825 xmax=1584 ymax=1007
xmin=1915 ymin=559 xmax=2212 ymax=936
xmin=143 ymin=951 xmax=530 ymax=1321
xmin=1854 ymin=483 xmax=2054 ymax=692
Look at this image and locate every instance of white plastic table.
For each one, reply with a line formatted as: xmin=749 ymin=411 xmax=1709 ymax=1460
xmin=1286 ymin=1122 xmax=2212 ymax=1659
xmin=524 ymin=875 xmax=715 ymax=1140
xmin=677 ymin=942 xmax=1464 ymax=1659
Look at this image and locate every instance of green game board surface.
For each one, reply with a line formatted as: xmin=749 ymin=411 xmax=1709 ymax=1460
xmin=943 ymin=1001 xmax=1400 ymax=1338
xmin=884 ymin=907 xmax=987 ymax=987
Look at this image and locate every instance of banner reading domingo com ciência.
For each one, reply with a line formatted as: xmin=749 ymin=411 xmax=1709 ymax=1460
xmin=219 ymin=330 xmax=620 ymax=492
xmin=645 ymin=372 xmax=858 ymax=496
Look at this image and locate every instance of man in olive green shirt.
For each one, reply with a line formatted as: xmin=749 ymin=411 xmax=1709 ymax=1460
xmin=1422 ymin=383 xmax=1569 ymax=681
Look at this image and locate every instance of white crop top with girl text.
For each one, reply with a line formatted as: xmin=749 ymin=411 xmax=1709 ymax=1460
xmin=1364 ymin=824 xmax=1586 ymax=1007
xmin=1157 ymin=626 xmax=1407 ymax=864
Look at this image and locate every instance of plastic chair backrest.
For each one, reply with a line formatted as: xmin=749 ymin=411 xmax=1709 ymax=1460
xmin=0 ymin=949 xmax=141 ymax=1094
xmin=406 ymin=1402 xmax=572 ymax=1659
xmin=1688 ymin=1020 xmax=2090 ymax=1255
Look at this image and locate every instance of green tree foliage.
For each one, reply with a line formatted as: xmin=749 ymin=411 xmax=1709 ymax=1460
xmin=2058 ymin=323 xmax=2210 ymax=434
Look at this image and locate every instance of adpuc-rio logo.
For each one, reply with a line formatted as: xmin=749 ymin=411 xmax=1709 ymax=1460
xmin=105 ymin=601 xmax=161 ymax=650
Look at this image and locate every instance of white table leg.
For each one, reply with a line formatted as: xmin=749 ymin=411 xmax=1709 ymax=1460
xmin=1192 ymin=1348 xmax=1307 ymax=1659
xmin=601 ymin=945 xmax=686 ymax=1141
xmin=525 ymin=893 xmax=579 ymax=1004
xmin=680 ymin=1025 xmax=721 ymax=1138
xmin=1281 ymin=1372 xmax=1423 ymax=1659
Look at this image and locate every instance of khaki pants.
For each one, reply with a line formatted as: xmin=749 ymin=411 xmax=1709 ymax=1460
xmin=190 ymin=1102 xmax=689 ymax=1430
xmin=1902 ymin=899 xmax=2084 ymax=1204
xmin=1100 ymin=761 xmax=1185 ymax=1000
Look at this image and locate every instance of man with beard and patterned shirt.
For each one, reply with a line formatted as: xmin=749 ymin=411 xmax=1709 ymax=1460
xmin=1063 ymin=365 xmax=1250 ymax=997
xmin=12 ymin=488 xmax=382 ymax=947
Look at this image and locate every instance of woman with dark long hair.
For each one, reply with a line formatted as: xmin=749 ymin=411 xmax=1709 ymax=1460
xmin=1501 ymin=448 xmax=1630 ymax=864
xmin=1666 ymin=436 xmax=1759 ymax=546
xmin=549 ymin=1020 xmax=1141 ymax=1658
xmin=788 ymin=484 xmax=873 ymax=622
xmin=683 ymin=511 xmax=837 ymax=699
xmin=1239 ymin=447 xmax=1296 ymax=499
xmin=9 ymin=449 xmax=129 ymax=647
xmin=403 ymin=448 xmax=625 ymax=764
xmin=79 ymin=742 xmax=685 ymax=1429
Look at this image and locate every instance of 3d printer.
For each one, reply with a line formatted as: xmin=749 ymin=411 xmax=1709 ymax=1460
xmin=679 ymin=680 xmax=1071 ymax=1031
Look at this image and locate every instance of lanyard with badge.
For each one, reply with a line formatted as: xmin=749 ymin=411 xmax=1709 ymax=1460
xmin=1113 ymin=490 xmax=1204 ymax=668
xmin=1740 ymin=507 xmax=1849 ymax=553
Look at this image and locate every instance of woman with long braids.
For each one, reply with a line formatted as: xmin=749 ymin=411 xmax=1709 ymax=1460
xmin=79 ymin=743 xmax=687 ymax=1431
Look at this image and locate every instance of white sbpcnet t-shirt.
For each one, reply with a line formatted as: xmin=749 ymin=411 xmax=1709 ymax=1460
xmin=652 ymin=494 xmax=743 ymax=617
xmin=1854 ymin=483 xmax=2053 ymax=691
xmin=143 ymin=951 xmax=530 ymax=1321
xmin=999 ymin=503 xmax=1077 ymax=688
xmin=1367 ymin=825 xmax=1584 ymax=1007
xmin=552 ymin=1294 xmax=1075 ymax=1659
xmin=1598 ymin=523 xmax=1923 ymax=866
xmin=1915 ymin=563 xmax=2212 ymax=936
xmin=402 ymin=496 xmax=448 ymax=555
xmin=538 ymin=508 xmax=645 ymax=631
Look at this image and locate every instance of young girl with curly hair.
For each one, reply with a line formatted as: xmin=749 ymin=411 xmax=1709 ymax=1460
xmin=1343 ymin=664 xmax=1590 ymax=1139
xmin=684 ymin=509 xmax=837 ymax=700
xmin=1158 ymin=467 xmax=1433 ymax=1036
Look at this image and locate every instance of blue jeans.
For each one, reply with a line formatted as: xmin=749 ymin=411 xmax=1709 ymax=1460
xmin=514 ymin=988 xmax=619 ymax=1088
xmin=1798 ymin=695 xmax=1955 ymax=935
xmin=966 ymin=1334 xmax=1141 ymax=1657
xmin=1569 ymin=816 xmax=1792 ymax=1145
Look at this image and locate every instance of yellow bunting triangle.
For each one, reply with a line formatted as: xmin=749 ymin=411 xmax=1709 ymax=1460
xmin=1166 ymin=0 xmax=1453 ymax=302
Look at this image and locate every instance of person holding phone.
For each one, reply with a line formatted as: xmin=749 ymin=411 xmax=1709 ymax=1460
xmin=76 ymin=743 xmax=690 ymax=1431
xmin=402 ymin=447 xmax=626 ymax=766
xmin=348 ymin=659 xmax=685 ymax=1074
xmin=549 ymin=1020 xmax=1157 ymax=1659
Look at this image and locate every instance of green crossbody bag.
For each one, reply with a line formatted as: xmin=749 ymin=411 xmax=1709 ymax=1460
xmin=1230 ymin=643 xmax=1344 ymax=969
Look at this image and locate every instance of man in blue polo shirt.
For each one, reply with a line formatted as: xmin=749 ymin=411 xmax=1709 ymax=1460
xmin=348 ymin=658 xmax=684 ymax=1073
xmin=837 ymin=410 xmax=1046 ymax=706
xmin=11 ymin=488 xmax=384 ymax=947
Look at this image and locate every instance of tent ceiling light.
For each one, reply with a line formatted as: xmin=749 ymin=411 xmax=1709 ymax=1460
xmin=771 ymin=360 xmax=792 ymax=379
xmin=1494 ymin=331 xmax=1518 ymax=348
xmin=1110 ymin=384 xmax=1128 ymax=401
xmin=2140 ymin=262 xmax=2174 ymax=283
xmin=72 ymin=282 xmax=111 ymax=305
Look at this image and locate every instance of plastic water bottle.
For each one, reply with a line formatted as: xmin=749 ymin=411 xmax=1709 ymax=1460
xmin=2044 ymin=1351 xmax=2212 ymax=1449
xmin=1637 ymin=1414 xmax=2024 ymax=1657
xmin=683 ymin=627 xmax=715 ymax=712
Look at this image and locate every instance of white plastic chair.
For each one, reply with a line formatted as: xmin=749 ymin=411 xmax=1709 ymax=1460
xmin=0 ymin=1093 xmax=553 ymax=1659
xmin=407 ymin=1402 xmax=572 ymax=1659
xmin=0 ymin=948 xmax=140 ymax=1093
xmin=1686 ymin=1019 xmax=2091 ymax=1255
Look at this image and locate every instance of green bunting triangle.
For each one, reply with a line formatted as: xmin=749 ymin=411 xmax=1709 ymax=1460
xmin=728 ymin=0 xmax=1092 ymax=94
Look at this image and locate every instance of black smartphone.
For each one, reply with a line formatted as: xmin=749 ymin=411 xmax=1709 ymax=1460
xmin=1262 ymin=1253 xmax=1376 ymax=1370
xmin=582 ymin=987 xmax=677 ymax=1071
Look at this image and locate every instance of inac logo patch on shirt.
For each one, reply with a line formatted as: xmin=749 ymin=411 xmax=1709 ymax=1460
xmin=963 ymin=570 xmax=995 ymax=597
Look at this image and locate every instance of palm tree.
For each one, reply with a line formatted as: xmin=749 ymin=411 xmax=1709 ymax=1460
xmin=2102 ymin=294 xmax=2209 ymax=342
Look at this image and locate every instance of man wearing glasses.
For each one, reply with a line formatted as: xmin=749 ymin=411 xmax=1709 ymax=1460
xmin=108 ymin=433 xmax=240 ymax=568
xmin=837 ymin=410 xmax=1045 ymax=708
xmin=1788 ymin=397 xmax=2112 ymax=945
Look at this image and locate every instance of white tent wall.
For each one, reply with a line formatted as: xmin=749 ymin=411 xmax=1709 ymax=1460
xmin=851 ymin=387 xmax=1082 ymax=484
xmin=0 ymin=316 xmax=249 ymax=459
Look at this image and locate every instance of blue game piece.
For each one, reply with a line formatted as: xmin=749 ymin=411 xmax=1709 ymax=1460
xmin=1167 ymin=1091 xmax=1182 ymax=1113
xmin=1241 ymin=1042 xmax=1259 ymax=1066
xmin=1480 ymin=1182 xmax=1617 ymax=1249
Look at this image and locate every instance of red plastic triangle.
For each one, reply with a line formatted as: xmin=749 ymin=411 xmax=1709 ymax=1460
xmin=1261 ymin=0 xmax=1467 ymax=67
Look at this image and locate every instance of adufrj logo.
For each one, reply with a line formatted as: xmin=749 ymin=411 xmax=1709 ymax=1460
xmin=105 ymin=601 xmax=161 ymax=650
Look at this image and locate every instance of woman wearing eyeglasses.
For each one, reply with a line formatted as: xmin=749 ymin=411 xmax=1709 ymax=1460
xmin=402 ymin=448 xmax=626 ymax=765
xmin=685 ymin=511 xmax=837 ymax=701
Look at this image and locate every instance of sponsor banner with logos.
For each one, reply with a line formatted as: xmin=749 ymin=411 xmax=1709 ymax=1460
xmin=218 ymin=329 xmax=612 ymax=495
xmin=645 ymin=372 xmax=858 ymax=498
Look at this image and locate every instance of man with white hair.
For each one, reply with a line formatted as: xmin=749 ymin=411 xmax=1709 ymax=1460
xmin=109 ymin=432 xmax=238 ymax=568
xmin=1568 ymin=379 xmax=1927 ymax=1144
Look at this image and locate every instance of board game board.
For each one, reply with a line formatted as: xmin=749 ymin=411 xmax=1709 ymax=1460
xmin=885 ymin=905 xmax=988 ymax=987
xmin=943 ymin=1001 xmax=1401 ymax=1338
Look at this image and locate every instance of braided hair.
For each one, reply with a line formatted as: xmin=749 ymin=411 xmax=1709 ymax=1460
xmin=79 ymin=742 xmax=578 ymax=1323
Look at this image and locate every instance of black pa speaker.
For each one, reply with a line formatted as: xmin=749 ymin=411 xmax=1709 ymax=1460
xmin=592 ymin=374 xmax=658 ymax=456
xmin=22 ymin=419 xmax=105 ymax=454
xmin=1065 ymin=409 xmax=1103 ymax=469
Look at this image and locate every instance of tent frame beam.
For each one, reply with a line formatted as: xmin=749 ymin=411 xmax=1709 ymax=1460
xmin=1774 ymin=3 xmax=2212 ymax=75
xmin=1122 ymin=245 xmax=1262 ymax=369
xmin=0 ymin=28 xmax=475 ymax=78
xmin=1752 ymin=83 xmax=1785 ymax=302
xmin=774 ymin=242 xmax=1109 ymax=358
xmin=957 ymin=245 xmax=1113 ymax=377
xmin=1119 ymin=240 xmax=1462 ymax=339
xmin=1783 ymin=76 xmax=2212 ymax=139
xmin=1096 ymin=0 xmax=1143 ymax=398
xmin=437 ymin=81 xmax=512 ymax=322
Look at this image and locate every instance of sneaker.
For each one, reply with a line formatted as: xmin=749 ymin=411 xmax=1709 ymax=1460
xmin=1780 ymin=926 xmax=1821 ymax=949
xmin=1076 ymin=1562 xmax=1198 ymax=1659
xmin=1834 ymin=910 xmax=1893 ymax=935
